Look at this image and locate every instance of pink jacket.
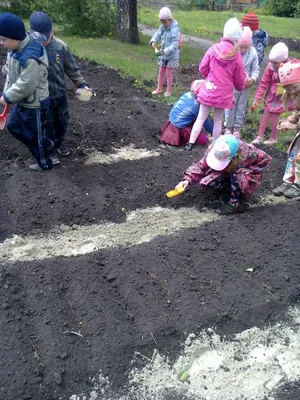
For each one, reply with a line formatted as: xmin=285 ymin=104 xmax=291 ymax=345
xmin=197 ymin=38 xmax=246 ymax=109
xmin=254 ymin=62 xmax=294 ymax=113
xmin=183 ymin=140 xmax=272 ymax=198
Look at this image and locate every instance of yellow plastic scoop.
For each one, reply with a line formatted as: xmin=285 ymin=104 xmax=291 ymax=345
xmin=166 ymin=186 xmax=185 ymax=198
xmin=277 ymin=83 xmax=284 ymax=95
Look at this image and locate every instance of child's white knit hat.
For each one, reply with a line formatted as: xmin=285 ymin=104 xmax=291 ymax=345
xmin=159 ymin=7 xmax=172 ymax=20
xmin=269 ymin=42 xmax=289 ymax=63
xmin=223 ymin=18 xmax=242 ymax=42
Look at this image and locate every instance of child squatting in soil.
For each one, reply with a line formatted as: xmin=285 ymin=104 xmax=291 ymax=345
xmin=0 ymin=12 xmax=53 ymax=172
xmin=150 ymin=7 xmax=180 ymax=97
xmin=160 ymin=80 xmax=213 ymax=146
xmin=224 ymin=27 xmax=260 ymax=139
xmin=176 ymin=135 xmax=272 ymax=215
xmin=273 ymin=59 xmax=300 ymax=199
xmin=30 ymin=11 xmax=91 ymax=162
xmin=241 ymin=11 xmax=269 ymax=67
xmin=250 ymin=42 xmax=294 ymax=146
xmin=184 ymin=18 xmax=246 ymax=151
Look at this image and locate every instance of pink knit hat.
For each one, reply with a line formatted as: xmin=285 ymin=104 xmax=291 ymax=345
xmin=279 ymin=59 xmax=300 ymax=86
xmin=159 ymin=7 xmax=172 ymax=20
xmin=191 ymin=79 xmax=204 ymax=95
xmin=239 ymin=26 xmax=252 ymax=46
xmin=269 ymin=42 xmax=289 ymax=63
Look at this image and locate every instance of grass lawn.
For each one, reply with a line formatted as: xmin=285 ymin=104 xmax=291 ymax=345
xmin=138 ymin=7 xmax=300 ymax=41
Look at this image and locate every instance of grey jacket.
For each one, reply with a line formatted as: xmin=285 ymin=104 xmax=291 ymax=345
xmin=45 ymin=36 xmax=86 ymax=99
xmin=2 ymin=34 xmax=49 ymax=108
xmin=242 ymin=46 xmax=260 ymax=83
xmin=149 ymin=20 xmax=180 ymax=62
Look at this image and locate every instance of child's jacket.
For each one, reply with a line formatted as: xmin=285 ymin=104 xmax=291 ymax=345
xmin=197 ymin=38 xmax=246 ymax=109
xmin=183 ymin=140 xmax=272 ymax=198
xmin=45 ymin=36 xmax=86 ymax=99
xmin=150 ymin=20 xmax=180 ymax=62
xmin=254 ymin=62 xmax=294 ymax=113
xmin=252 ymin=29 xmax=269 ymax=66
xmin=2 ymin=34 xmax=49 ymax=108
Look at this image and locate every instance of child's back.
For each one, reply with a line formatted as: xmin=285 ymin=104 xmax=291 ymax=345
xmin=252 ymin=29 xmax=269 ymax=66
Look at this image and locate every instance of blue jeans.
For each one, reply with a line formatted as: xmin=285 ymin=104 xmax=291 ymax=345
xmin=46 ymin=95 xmax=70 ymax=149
xmin=7 ymin=104 xmax=53 ymax=169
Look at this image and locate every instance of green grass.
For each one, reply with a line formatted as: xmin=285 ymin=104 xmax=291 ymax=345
xmin=59 ymin=32 xmax=204 ymax=100
xmin=139 ymin=7 xmax=300 ymax=41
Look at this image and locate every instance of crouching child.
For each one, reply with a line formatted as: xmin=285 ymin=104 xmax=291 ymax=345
xmin=176 ymin=135 xmax=272 ymax=215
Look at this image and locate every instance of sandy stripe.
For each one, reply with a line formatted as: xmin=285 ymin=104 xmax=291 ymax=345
xmin=0 ymin=195 xmax=291 ymax=263
xmin=85 ymin=144 xmax=161 ymax=165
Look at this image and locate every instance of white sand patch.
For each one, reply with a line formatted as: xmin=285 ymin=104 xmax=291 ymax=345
xmin=85 ymin=144 xmax=161 ymax=165
xmin=0 ymin=195 xmax=294 ymax=263
xmin=70 ymin=307 xmax=300 ymax=400
xmin=0 ymin=206 xmax=220 ymax=262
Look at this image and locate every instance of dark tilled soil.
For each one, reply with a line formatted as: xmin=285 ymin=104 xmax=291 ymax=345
xmin=0 ymin=48 xmax=299 ymax=400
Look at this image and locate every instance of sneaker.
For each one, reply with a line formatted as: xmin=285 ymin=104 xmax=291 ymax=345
xmin=273 ymin=182 xmax=291 ymax=196
xmin=284 ymin=183 xmax=300 ymax=199
xmin=183 ymin=143 xmax=194 ymax=151
xmin=28 ymin=163 xmax=44 ymax=172
xmin=57 ymin=145 xmax=70 ymax=156
xmin=152 ymin=89 xmax=162 ymax=95
xmin=263 ymin=139 xmax=277 ymax=146
xmin=50 ymin=155 xmax=61 ymax=165
xmin=216 ymin=201 xmax=238 ymax=215
xmin=164 ymin=92 xmax=171 ymax=97
xmin=224 ymin=129 xmax=232 ymax=135
xmin=251 ymin=137 xmax=262 ymax=145
xmin=233 ymin=129 xmax=240 ymax=139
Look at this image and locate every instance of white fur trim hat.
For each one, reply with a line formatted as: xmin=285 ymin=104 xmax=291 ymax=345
xmin=223 ymin=17 xmax=242 ymax=42
xmin=159 ymin=7 xmax=172 ymax=20
xmin=269 ymin=42 xmax=289 ymax=63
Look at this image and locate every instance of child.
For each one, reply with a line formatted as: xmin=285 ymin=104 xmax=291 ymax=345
xmin=176 ymin=134 xmax=272 ymax=215
xmin=184 ymin=18 xmax=246 ymax=151
xmin=149 ymin=7 xmax=180 ymax=97
xmin=225 ymin=27 xmax=260 ymax=138
xmin=0 ymin=12 xmax=53 ymax=172
xmin=273 ymin=59 xmax=300 ymax=199
xmin=250 ymin=42 xmax=294 ymax=145
xmin=241 ymin=11 xmax=269 ymax=66
xmin=30 ymin=11 xmax=91 ymax=161
xmin=160 ymin=80 xmax=213 ymax=146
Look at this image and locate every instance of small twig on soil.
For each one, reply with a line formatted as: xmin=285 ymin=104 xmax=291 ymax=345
xmin=263 ymin=284 xmax=280 ymax=302
xmin=151 ymin=332 xmax=158 ymax=346
xmin=135 ymin=351 xmax=152 ymax=362
xmin=62 ymin=330 xmax=83 ymax=338
xmin=139 ymin=106 xmax=156 ymax=119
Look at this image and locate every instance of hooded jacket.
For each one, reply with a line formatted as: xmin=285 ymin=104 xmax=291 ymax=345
xmin=252 ymin=29 xmax=269 ymax=66
xmin=2 ymin=34 xmax=49 ymax=108
xmin=197 ymin=38 xmax=246 ymax=109
xmin=150 ymin=20 xmax=180 ymax=62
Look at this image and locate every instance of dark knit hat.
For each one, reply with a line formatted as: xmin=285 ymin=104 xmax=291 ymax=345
xmin=30 ymin=11 xmax=52 ymax=42
xmin=241 ymin=12 xmax=259 ymax=32
xmin=0 ymin=12 xmax=26 ymax=41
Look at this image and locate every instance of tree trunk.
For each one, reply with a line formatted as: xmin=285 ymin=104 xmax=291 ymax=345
xmin=117 ymin=0 xmax=139 ymax=44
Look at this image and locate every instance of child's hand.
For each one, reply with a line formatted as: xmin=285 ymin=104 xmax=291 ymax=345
xmin=250 ymin=101 xmax=258 ymax=112
xmin=176 ymin=180 xmax=189 ymax=191
xmin=151 ymin=42 xmax=156 ymax=49
xmin=0 ymin=96 xmax=7 ymax=106
xmin=245 ymin=78 xmax=254 ymax=89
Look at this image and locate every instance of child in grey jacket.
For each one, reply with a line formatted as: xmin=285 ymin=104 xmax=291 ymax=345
xmin=225 ymin=27 xmax=260 ymax=138
xmin=30 ymin=11 xmax=91 ymax=160
xmin=150 ymin=7 xmax=180 ymax=97
xmin=0 ymin=12 xmax=53 ymax=171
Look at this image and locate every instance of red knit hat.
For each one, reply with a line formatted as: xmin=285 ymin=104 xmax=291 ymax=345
xmin=241 ymin=12 xmax=259 ymax=32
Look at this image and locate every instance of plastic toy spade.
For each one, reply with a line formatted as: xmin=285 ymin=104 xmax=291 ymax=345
xmin=154 ymin=46 xmax=162 ymax=56
xmin=166 ymin=186 xmax=185 ymax=198
xmin=0 ymin=105 xmax=9 ymax=130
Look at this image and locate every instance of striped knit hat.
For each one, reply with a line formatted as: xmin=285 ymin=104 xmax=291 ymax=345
xmin=241 ymin=12 xmax=259 ymax=32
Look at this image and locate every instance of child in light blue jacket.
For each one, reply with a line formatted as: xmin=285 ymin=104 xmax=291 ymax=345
xmin=150 ymin=7 xmax=180 ymax=97
xmin=225 ymin=27 xmax=260 ymax=138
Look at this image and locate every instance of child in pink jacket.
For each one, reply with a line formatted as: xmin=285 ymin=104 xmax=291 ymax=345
xmin=250 ymin=42 xmax=294 ymax=145
xmin=184 ymin=18 xmax=246 ymax=151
